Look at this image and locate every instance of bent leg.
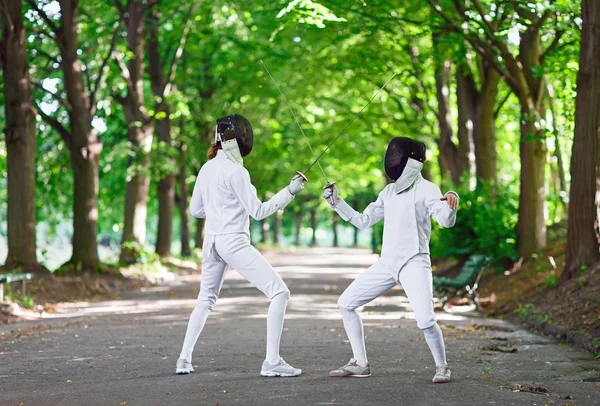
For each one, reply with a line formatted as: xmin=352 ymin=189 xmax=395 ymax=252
xmin=399 ymin=255 xmax=447 ymax=365
xmin=338 ymin=261 xmax=397 ymax=365
xmin=179 ymin=240 xmax=228 ymax=363
xmin=217 ymin=234 xmax=290 ymax=364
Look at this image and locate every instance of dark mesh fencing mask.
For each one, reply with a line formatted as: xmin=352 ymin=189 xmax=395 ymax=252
xmin=384 ymin=137 xmax=426 ymax=181
xmin=216 ymin=114 xmax=254 ymax=157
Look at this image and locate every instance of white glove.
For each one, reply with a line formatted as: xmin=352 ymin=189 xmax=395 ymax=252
xmin=287 ymin=173 xmax=306 ymax=195
xmin=323 ymin=184 xmax=340 ymax=208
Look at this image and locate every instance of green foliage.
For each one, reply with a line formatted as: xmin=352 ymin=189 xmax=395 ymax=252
xmin=431 ymin=183 xmax=519 ymax=264
xmin=0 ymin=0 xmax=582 ymax=270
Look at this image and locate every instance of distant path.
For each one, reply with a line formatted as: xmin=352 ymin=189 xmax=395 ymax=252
xmin=1 ymin=248 xmax=598 ymax=405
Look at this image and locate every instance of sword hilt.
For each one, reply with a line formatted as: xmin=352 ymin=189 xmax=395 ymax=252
xmin=295 ymin=171 xmax=309 ymax=182
xmin=323 ymin=181 xmax=336 ymax=190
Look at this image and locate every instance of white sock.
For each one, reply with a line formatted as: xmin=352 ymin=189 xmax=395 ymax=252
xmin=423 ymin=323 xmax=447 ymax=366
xmin=340 ymin=308 xmax=368 ymax=367
xmin=265 ymin=292 xmax=289 ymax=365
xmin=179 ymin=301 xmax=213 ymax=363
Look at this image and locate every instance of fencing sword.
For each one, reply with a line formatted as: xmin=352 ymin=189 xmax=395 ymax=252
xmin=259 ymin=60 xmax=328 ymax=185
xmin=303 ymin=71 xmax=398 ymax=188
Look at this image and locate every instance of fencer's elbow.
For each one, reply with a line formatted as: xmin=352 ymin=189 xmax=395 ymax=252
xmin=439 ymin=219 xmax=456 ymax=228
xmin=251 ymin=209 xmax=270 ymax=221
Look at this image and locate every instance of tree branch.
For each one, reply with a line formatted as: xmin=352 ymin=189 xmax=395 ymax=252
xmin=34 ymin=101 xmax=72 ymax=148
xmin=161 ymin=1 xmax=197 ymax=98
xmin=24 ymin=0 xmax=61 ymax=46
xmin=494 ymin=89 xmax=512 ymax=118
xmin=90 ymin=24 xmax=121 ymax=114
xmin=33 ymin=48 xmax=60 ymax=65
xmin=427 ymin=0 xmax=520 ymax=94
xmin=542 ymin=30 xmax=565 ymax=61
xmin=113 ymin=0 xmax=126 ymax=21
xmin=31 ymin=79 xmax=72 ymax=111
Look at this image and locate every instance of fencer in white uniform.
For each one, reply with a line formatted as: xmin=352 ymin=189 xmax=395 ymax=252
xmin=323 ymin=137 xmax=458 ymax=383
xmin=176 ymin=114 xmax=307 ymax=377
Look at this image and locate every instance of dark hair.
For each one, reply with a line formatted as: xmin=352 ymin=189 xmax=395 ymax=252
xmin=207 ymin=141 xmax=222 ymax=160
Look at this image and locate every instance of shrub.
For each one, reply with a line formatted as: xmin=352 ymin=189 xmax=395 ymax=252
xmin=430 ymin=183 xmax=519 ymax=264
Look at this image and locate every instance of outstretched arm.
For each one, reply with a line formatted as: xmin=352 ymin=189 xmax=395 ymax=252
xmin=425 ymin=184 xmax=459 ymax=228
xmin=229 ymin=169 xmax=304 ymax=221
xmin=324 ymin=184 xmax=385 ymax=230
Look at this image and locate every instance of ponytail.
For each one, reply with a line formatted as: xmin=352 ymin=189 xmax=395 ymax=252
xmin=207 ymin=142 xmax=221 ymax=160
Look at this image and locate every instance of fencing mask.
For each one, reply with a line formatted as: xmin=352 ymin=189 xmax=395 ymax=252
xmin=384 ymin=137 xmax=426 ymax=181
xmin=215 ymin=114 xmax=254 ymax=166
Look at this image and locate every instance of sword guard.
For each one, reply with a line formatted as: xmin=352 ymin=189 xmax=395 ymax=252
xmin=295 ymin=171 xmax=308 ymax=182
xmin=323 ymin=182 xmax=336 ymax=190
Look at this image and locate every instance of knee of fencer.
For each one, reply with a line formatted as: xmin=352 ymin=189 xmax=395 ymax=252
xmin=196 ymin=295 xmax=217 ymax=312
xmin=418 ymin=318 xmax=438 ymax=331
xmin=337 ymin=296 xmax=357 ymax=312
xmin=271 ymin=287 xmax=290 ymax=302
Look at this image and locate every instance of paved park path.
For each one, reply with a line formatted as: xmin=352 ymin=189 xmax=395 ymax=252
xmin=1 ymin=248 xmax=598 ymax=406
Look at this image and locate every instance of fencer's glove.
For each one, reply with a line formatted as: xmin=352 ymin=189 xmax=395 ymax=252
xmin=287 ymin=173 xmax=307 ymax=195
xmin=323 ymin=184 xmax=340 ymax=208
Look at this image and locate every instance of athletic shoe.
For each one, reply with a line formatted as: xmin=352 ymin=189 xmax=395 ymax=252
xmin=329 ymin=358 xmax=371 ymax=378
xmin=432 ymin=364 xmax=451 ymax=383
xmin=260 ymin=357 xmax=302 ymax=377
xmin=175 ymin=359 xmax=194 ymax=375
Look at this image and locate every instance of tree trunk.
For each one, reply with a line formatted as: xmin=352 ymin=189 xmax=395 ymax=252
xmin=352 ymin=199 xmax=359 ymax=247
xmin=547 ymin=93 xmax=568 ymax=212
xmin=516 ymin=29 xmax=547 ymax=257
xmin=434 ymin=56 xmax=460 ymax=184
xmin=332 ymin=214 xmax=339 ymax=248
xmin=60 ymin=0 xmax=101 ymax=269
xmin=0 ymin=1 xmax=40 ymax=270
xmin=310 ymin=209 xmax=317 ymax=247
xmin=473 ymin=68 xmax=500 ymax=186
xmin=260 ymin=219 xmax=268 ymax=244
xmin=272 ymin=210 xmax=282 ymax=246
xmin=294 ymin=207 xmax=303 ymax=246
xmin=455 ymin=60 xmax=475 ymax=181
xmin=178 ymin=141 xmax=191 ymax=256
xmin=148 ymin=7 xmax=174 ymax=257
xmin=120 ymin=0 xmax=152 ymax=263
xmin=563 ymin=0 xmax=600 ymax=281
xmin=195 ymin=217 xmax=204 ymax=250
xmin=154 ymin=104 xmax=174 ymax=257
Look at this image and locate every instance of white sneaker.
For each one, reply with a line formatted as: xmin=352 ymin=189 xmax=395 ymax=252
xmin=432 ymin=364 xmax=451 ymax=383
xmin=329 ymin=358 xmax=371 ymax=378
xmin=175 ymin=359 xmax=194 ymax=375
xmin=260 ymin=357 xmax=302 ymax=377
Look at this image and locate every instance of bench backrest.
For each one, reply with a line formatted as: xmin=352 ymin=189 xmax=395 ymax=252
xmin=453 ymin=255 xmax=488 ymax=285
xmin=0 ymin=273 xmax=33 ymax=283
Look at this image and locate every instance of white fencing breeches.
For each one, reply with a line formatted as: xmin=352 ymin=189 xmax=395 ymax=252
xmin=179 ymin=233 xmax=290 ymax=364
xmin=337 ymin=254 xmax=443 ymax=365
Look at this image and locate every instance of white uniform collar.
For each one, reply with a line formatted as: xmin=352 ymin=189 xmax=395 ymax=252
xmin=395 ymin=158 xmax=423 ymax=194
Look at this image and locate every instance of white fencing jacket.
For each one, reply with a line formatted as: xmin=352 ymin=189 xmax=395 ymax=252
xmin=189 ymin=150 xmax=294 ymax=236
xmin=333 ymin=174 xmax=458 ymax=273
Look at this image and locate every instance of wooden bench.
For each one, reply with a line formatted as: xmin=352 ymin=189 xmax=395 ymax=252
xmin=0 ymin=273 xmax=33 ymax=302
xmin=433 ymin=255 xmax=490 ymax=310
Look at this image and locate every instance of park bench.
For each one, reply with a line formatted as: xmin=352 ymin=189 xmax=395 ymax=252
xmin=0 ymin=273 xmax=33 ymax=302
xmin=433 ymin=254 xmax=490 ymax=310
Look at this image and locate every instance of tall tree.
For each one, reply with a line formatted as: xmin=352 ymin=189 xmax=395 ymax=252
xmin=177 ymin=139 xmax=191 ymax=256
xmin=428 ymin=0 xmax=568 ymax=256
xmin=147 ymin=1 xmax=194 ymax=258
xmin=114 ymin=0 xmax=154 ymax=263
xmin=0 ymin=0 xmax=40 ymax=271
xmin=26 ymin=0 xmax=115 ymax=271
xmin=433 ymin=35 xmax=471 ymax=185
xmin=563 ymin=0 xmax=600 ymax=281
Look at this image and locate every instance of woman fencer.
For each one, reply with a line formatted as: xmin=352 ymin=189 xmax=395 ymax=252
xmin=323 ymin=137 xmax=458 ymax=383
xmin=176 ymin=114 xmax=306 ymax=377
